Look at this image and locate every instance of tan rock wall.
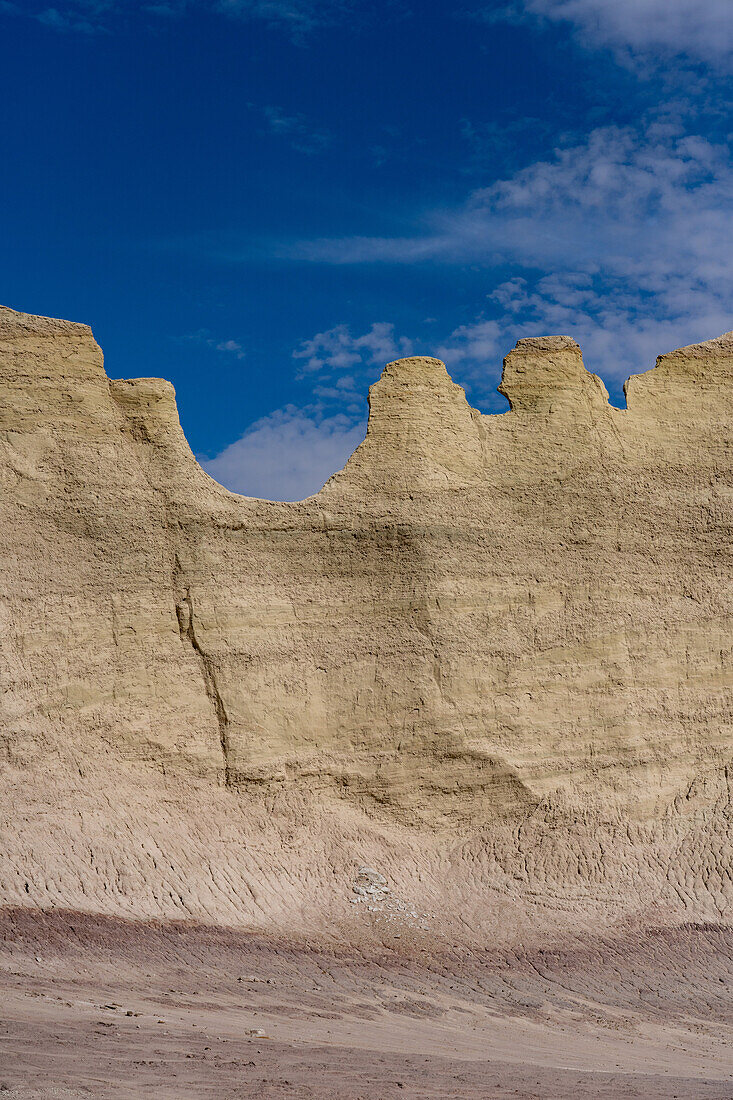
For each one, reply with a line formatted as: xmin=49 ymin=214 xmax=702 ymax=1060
xmin=0 ymin=304 xmax=731 ymax=934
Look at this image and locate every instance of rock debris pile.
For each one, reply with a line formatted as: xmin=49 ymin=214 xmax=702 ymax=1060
xmin=351 ymin=867 xmax=432 ymax=934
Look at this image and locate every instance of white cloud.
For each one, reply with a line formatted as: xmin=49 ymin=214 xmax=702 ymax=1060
xmin=439 ymin=272 xmax=730 ymax=388
xmin=184 ymin=329 xmax=246 ymax=359
xmin=290 ymin=120 xmax=733 ymax=382
xmin=436 ymin=319 xmax=503 ymax=368
xmin=294 ymin=123 xmax=733 ymax=271
xmin=215 ymin=338 xmax=245 ymax=359
xmin=494 ymin=0 xmax=733 ymax=68
xmin=293 ymin=321 xmax=413 ymax=381
xmin=202 ymin=404 xmax=365 ymax=500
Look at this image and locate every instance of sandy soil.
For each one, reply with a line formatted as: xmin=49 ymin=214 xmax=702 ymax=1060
xmin=0 ymin=910 xmax=731 ymax=1098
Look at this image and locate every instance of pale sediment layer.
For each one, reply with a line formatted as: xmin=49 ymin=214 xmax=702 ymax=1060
xmin=0 ymin=302 xmax=731 ymax=948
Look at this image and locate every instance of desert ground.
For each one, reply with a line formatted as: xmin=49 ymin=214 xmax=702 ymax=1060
xmin=1 ymin=909 xmax=731 ymax=1098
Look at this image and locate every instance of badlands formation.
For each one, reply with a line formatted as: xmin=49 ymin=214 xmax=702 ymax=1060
xmin=0 ymin=303 xmax=732 ymax=1097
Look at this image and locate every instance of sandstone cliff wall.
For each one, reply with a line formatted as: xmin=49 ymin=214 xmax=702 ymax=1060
xmin=0 ymin=305 xmax=730 ymax=941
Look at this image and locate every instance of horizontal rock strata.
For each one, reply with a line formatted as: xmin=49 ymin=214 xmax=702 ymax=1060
xmin=0 ymin=304 xmax=731 ymax=944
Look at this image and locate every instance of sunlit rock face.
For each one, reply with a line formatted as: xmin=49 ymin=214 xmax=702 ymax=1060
xmin=1 ymin=303 xmax=731 ymax=941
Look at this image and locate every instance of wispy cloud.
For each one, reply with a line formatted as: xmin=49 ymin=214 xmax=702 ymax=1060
xmin=481 ymin=0 xmax=733 ymax=68
xmin=1 ymin=0 xmax=352 ymax=36
xmin=0 ymin=0 xmax=107 ymax=32
xmin=293 ymin=321 xmax=413 ymax=405
xmin=290 ymin=121 xmax=733 ymax=266
xmin=293 ymin=321 xmax=412 ymax=380
xmin=285 ymin=117 xmax=733 ymax=382
xmin=215 ymin=337 xmax=245 ymax=359
xmin=202 ymin=403 xmax=365 ymax=500
xmin=214 ymin=0 xmax=352 ymax=38
xmin=437 ymin=272 xmax=731 ymax=393
xmin=185 ymin=328 xmax=246 ymax=359
xmin=251 ymin=104 xmax=331 ymax=155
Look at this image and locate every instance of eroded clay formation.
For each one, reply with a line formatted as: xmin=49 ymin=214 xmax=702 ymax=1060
xmin=1 ymin=304 xmax=731 ymax=942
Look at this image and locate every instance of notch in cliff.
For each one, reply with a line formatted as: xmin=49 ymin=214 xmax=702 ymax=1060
xmin=2 ymin=301 xmax=732 ymax=502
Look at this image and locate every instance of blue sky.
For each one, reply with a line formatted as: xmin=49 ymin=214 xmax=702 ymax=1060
xmin=1 ymin=0 xmax=731 ymax=498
